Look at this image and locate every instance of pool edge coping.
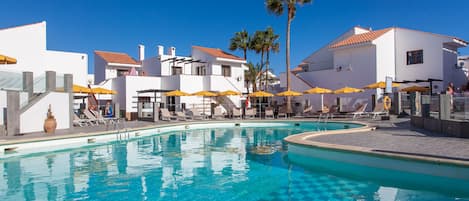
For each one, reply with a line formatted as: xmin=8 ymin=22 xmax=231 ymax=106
xmin=284 ymin=122 xmax=469 ymax=167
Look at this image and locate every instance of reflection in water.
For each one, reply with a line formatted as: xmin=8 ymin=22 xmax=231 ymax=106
xmin=0 ymin=124 xmax=467 ymax=201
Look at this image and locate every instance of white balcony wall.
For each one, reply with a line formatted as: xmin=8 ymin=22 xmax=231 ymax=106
xmin=20 ymin=92 xmax=70 ymax=133
xmin=113 ymin=76 xmax=162 ymax=113
xmin=94 ymin=56 xmax=107 ymax=84
xmin=46 ymin=50 xmax=88 ymax=85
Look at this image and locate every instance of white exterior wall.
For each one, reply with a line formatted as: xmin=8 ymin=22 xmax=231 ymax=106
xmin=142 ymin=56 xmax=161 ymax=76
xmin=113 ymin=76 xmax=162 ymax=113
xmin=46 ymin=50 xmax=88 ymax=85
xmin=0 ymin=21 xmax=87 ymax=84
xmin=20 ymin=92 xmax=70 ymax=133
xmin=374 ymin=30 xmax=396 ymax=82
xmin=394 ymin=28 xmax=448 ymax=91
xmin=94 ymin=56 xmax=107 ymax=84
xmin=0 ymin=22 xmax=46 ymax=75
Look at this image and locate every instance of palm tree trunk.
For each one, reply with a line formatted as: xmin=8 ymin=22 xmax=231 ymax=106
xmin=260 ymin=50 xmax=265 ymax=91
xmin=286 ymin=10 xmax=293 ymax=114
xmin=265 ymin=51 xmax=270 ymax=91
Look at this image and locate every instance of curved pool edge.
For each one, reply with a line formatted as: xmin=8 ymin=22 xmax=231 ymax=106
xmin=284 ymin=121 xmax=469 ymax=167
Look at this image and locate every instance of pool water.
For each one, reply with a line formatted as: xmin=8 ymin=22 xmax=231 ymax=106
xmin=0 ymin=122 xmax=467 ymax=201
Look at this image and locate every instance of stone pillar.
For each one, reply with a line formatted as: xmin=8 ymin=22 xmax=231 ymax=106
xmin=114 ymin=102 xmax=120 ymax=119
xmin=392 ymin=92 xmax=401 ymax=115
xmin=137 ymin=102 xmax=143 ymax=119
xmin=153 ymin=102 xmax=159 ymax=122
xmin=64 ymin=74 xmax=73 ymax=128
xmin=23 ymin=71 xmax=33 ymax=102
xmin=421 ymin=95 xmax=430 ymax=118
xmin=410 ymin=92 xmax=421 ymax=116
xmin=439 ymin=94 xmax=451 ymax=120
xmin=45 ymin=71 xmax=56 ymax=92
xmin=6 ymin=91 xmax=20 ymax=136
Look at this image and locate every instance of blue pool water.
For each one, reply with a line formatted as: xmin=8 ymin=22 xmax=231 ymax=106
xmin=0 ymin=122 xmax=467 ymax=201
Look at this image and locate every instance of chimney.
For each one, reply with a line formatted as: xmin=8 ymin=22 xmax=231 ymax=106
xmin=138 ymin=44 xmax=145 ymax=61
xmin=157 ymin=45 xmax=164 ymax=56
xmin=169 ymin=46 xmax=176 ymax=57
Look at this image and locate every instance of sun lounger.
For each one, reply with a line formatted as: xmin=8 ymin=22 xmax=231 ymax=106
xmin=265 ymin=107 xmax=274 ymax=119
xmin=160 ymin=108 xmax=178 ymax=121
xmin=91 ymin=110 xmax=119 ymax=124
xmin=232 ymin=107 xmax=242 ymax=119
xmin=349 ymin=103 xmax=368 ymax=119
xmin=176 ymin=111 xmax=192 ymax=121
xmin=187 ymin=109 xmax=205 ymax=120
xmin=73 ymin=113 xmax=94 ymax=127
xmin=213 ymin=107 xmax=225 ymax=120
xmin=245 ymin=108 xmax=256 ymax=119
xmin=83 ymin=109 xmax=103 ymax=125
xmin=368 ymin=102 xmax=388 ymax=119
xmin=277 ymin=106 xmax=287 ymax=119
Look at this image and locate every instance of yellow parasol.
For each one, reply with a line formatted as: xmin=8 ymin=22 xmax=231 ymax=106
xmin=91 ymin=87 xmax=117 ymax=94
xmin=165 ymin=90 xmax=191 ymax=97
xmin=0 ymin=54 xmax=17 ymax=64
xmin=192 ymin=90 xmax=218 ymax=97
xmin=399 ymin=85 xmax=430 ymax=93
xmin=192 ymin=90 xmax=217 ymax=116
xmin=363 ymin=81 xmax=400 ymax=89
xmin=334 ymin=86 xmax=364 ymax=94
xmin=276 ymin=90 xmax=303 ymax=97
xmin=303 ymin=87 xmax=333 ymax=94
xmin=73 ymin=84 xmax=92 ymax=93
xmin=218 ymin=90 xmax=241 ymax=96
xmin=248 ymin=90 xmax=274 ymax=97
xmin=303 ymin=87 xmax=333 ymax=111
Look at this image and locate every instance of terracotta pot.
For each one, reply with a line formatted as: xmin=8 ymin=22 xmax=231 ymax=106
xmin=44 ymin=117 xmax=57 ymax=134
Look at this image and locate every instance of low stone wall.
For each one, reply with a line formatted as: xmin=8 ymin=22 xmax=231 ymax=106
xmin=411 ymin=116 xmax=469 ymax=138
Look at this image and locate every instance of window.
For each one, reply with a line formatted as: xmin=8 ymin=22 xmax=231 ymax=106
xmin=166 ymin=96 xmax=176 ymax=112
xmin=222 ymin=65 xmax=231 ymax=77
xmin=196 ymin=65 xmax=206 ymax=75
xmin=172 ymin=66 xmax=182 ymax=75
xmin=407 ymin=50 xmax=423 ymax=65
xmin=117 ymin=69 xmax=128 ymax=77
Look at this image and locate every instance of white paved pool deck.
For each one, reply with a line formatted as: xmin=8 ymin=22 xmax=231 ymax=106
xmin=1 ymin=117 xmax=468 ymax=166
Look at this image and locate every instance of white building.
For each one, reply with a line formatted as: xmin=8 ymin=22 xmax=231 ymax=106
xmin=0 ymin=21 xmax=88 ymax=134
xmin=285 ymin=26 xmax=468 ymax=111
xmin=94 ymin=45 xmax=247 ymax=119
xmin=0 ymin=21 xmax=88 ymax=86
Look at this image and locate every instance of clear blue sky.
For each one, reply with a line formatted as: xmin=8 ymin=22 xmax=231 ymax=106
xmin=2 ymin=0 xmax=469 ymax=75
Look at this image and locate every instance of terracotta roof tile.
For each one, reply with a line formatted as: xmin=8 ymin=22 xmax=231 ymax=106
xmin=193 ymin=46 xmax=244 ymax=61
xmin=95 ymin=50 xmax=139 ymax=65
xmin=330 ymin=28 xmax=393 ymax=49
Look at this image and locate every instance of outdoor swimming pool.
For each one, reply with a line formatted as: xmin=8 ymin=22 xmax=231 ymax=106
xmin=0 ymin=122 xmax=467 ymax=201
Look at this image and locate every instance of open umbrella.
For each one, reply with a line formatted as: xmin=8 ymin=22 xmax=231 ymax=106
xmin=0 ymin=54 xmax=17 ymax=64
xmin=399 ymin=85 xmax=430 ymax=93
xmin=91 ymin=87 xmax=117 ymax=94
xmin=248 ymin=90 xmax=274 ymax=97
xmin=192 ymin=90 xmax=217 ymax=116
xmin=73 ymin=84 xmax=92 ymax=93
xmin=304 ymin=87 xmax=333 ymax=112
xmin=276 ymin=90 xmax=303 ymax=97
xmin=334 ymin=86 xmax=364 ymax=94
xmin=218 ymin=90 xmax=241 ymax=96
xmin=165 ymin=90 xmax=190 ymax=97
xmin=363 ymin=81 xmax=400 ymax=89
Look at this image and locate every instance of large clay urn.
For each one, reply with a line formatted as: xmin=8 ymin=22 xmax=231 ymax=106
xmin=44 ymin=104 xmax=57 ymax=134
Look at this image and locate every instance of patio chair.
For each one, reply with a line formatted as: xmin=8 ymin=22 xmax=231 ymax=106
xmin=232 ymin=107 xmax=242 ymax=119
xmin=213 ymin=107 xmax=225 ymax=120
xmin=91 ymin=110 xmax=118 ymax=124
xmin=348 ymin=103 xmax=368 ymax=119
xmin=245 ymin=108 xmax=256 ymax=119
xmin=176 ymin=111 xmax=192 ymax=121
xmin=187 ymin=108 xmax=205 ymax=120
xmin=265 ymin=107 xmax=274 ymax=119
xmin=368 ymin=102 xmax=388 ymax=119
xmin=160 ymin=108 xmax=178 ymax=121
xmin=83 ymin=109 xmax=103 ymax=125
xmin=277 ymin=106 xmax=287 ymax=119
xmin=319 ymin=105 xmax=338 ymax=120
xmin=73 ymin=113 xmax=94 ymax=127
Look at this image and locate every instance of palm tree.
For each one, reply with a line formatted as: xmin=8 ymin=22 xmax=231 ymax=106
xmin=251 ymin=30 xmax=267 ymax=76
xmin=262 ymin=27 xmax=280 ymax=91
xmin=229 ymin=29 xmax=250 ymax=60
xmin=266 ymin=0 xmax=312 ymax=113
xmin=245 ymin=62 xmax=261 ymax=92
